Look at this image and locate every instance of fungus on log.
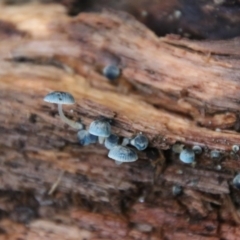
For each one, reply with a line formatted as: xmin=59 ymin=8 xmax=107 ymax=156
xmin=0 ymin=2 xmax=240 ymax=240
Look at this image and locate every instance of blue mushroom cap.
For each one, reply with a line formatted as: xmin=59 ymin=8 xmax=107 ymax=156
xmin=232 ymin=145 xmax=239 ymax=153
xmin=77 ymin=130 xmax=98 ymax=146
xmin=108 ymin=145 xmax=138 ymax=162
xmin=130 ymin=134 xmax=148 ymax=151
xmin=104 ymin=134 xmax=119 ymax=150
xmin=179 ymin=149 xmax=195 ymax=164
xmin=172 ymin=185 xmax=183 ymax=196
xmin=210 ymin=150 xmax=221 ymax=159
xmin=44 ymin=91 xmax=75 ymax=104
xmin=89 ymin=119 xmax=111 ymax=137
xmin=103 ymin=65 xmax=120 ymax=81
xmin=192 ymin=145 xmax=202 ymax=155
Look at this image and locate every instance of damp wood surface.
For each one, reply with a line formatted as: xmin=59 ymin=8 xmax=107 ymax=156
xmin=0 ymin=2 xmax=240 ymax=240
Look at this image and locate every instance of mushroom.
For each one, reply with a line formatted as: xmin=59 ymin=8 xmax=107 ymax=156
xmin=192 ymin=145 xmax=202 ymax=155
xmin=104 ymin=134 xmax=119 ymax=150
xmin=179 ymin=149 xmax=195 ymax=164
xmin=210 ymin=150 xmax=221 ymax=159
xmin=232 ymin=145 xmax=239 ymax=153
xmin=103 ymin=65 xmax=121 ymax=81
xmin=108 ymin=145 xmax=138 ymax=165
xmin=130 ymin=133 xmax=148 ymax=151
xmin=44 ymin=91 xmax=83 ymax=129
xmin=77 ymin=130 xmax=98 ymax=146
xmin=88 ymin=119 xmax=111 ymax=144
xmin=172 ymin=185 xmax=183 ymax=196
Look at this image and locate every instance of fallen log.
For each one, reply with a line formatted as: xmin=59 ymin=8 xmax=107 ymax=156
xmin=0 ymin=2 xmax=240 ymax=240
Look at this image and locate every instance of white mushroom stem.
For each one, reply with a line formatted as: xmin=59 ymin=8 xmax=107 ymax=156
xmin=115 ymin=161 xmax=122 ymax=165
xmin=122 ymin=137 xmax=131 ymax=146
xmin=57 ymin=104 xmax=83 ymax=129
xmin=98 ymin=137 xmax=106 ymax=144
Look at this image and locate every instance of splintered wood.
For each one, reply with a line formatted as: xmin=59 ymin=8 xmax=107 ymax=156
xmin=0 ymin=2 xmax=240 ymax=240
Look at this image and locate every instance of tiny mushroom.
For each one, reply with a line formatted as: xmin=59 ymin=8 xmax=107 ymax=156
xmin=130 ymin=133 xmax=148 ymax=151
xmin=44 ymin=91 xmax=83 ymax=129
xmin=233 ymin=173 xmax=240 ymax=189
xmin=104 ymin=134 xmax=119 ymax=150
xmin=210 ymin=150 xmax=221 ymax=159
xmin=232 ymin=145 xmax=239 ymax=153
xmin=179 ymin=149 xmax=195 ymax=164
xmin=77 ymin=130 xmax=98 ymax=146
xmin=108 ymin=145 xmax=138 ymax=165
xmin=89 ymin=118 xmax=111 ymax=144
xmin=192 ymin=145 xmax=202 ymax=155
xmin=172 ymin=185 xmax=183 ymax=196
xmin=103 ymin=65 xmax=121 ymax=81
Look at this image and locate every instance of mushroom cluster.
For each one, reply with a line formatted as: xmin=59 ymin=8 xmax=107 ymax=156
xmin=44 ymin=91 xmax=149 ymax=164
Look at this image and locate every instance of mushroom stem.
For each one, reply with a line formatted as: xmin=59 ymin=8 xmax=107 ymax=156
xmin=98 ymin=137 xmax=105 ymax=144
xmin=115 ymin=161 xmax=122 ymax=165
xmin=122 ymin=137 xmax=130 ymax=146
xmin=57 ymin=104 xmax=83 ymax=129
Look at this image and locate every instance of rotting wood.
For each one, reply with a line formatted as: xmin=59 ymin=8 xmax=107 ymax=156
xmin=0 ymin=2 xmax=240 ymax=240
xmin=1 ymin=4 xmax=240 ymax=150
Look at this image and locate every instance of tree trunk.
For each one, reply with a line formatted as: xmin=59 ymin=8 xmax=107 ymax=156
xmin=0 ymin=2 xmax=240 ymax=240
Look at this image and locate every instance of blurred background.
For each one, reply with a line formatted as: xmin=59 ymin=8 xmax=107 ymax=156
xmin=2 ymin=0 xmax=240 ymax=39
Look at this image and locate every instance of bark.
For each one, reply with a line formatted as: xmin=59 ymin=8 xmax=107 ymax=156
xmin=24 ymin=0 xmax=240 ymax=39
xmin=0 ymin=2 xmax=240 ymax=240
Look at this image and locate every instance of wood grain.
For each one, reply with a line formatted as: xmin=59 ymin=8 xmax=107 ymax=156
xmin=0 ymin=2 xmax=240 ymax=240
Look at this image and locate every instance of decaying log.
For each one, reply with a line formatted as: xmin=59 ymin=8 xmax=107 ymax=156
xmin=49 ymin=0 xmax=240 ymax=39
xmin=0 ymin=2 xmax=240 ymax=240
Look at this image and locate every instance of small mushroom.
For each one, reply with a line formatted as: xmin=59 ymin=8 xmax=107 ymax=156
xmin=103 ymin=65 xmax=120 ymax=81
xmin=104 ymin=134 xmax=119 ymax=150
xmin=179 ymin=149 xmax=195 ymax=164
xmin=210 ymin=150 xmax=221 ymax=159
xmin=108 ymin=145 xmax=138 ymax=164
xmin=77 ymin=130 xmax=98 ymax=146
xmin=192 ymin=145 xmax=202 ymax=155
xmin=232 ymin=145 xmax=239 ymax=153
xmin=172 ymin=185 xmax=183 ymax=196
xmin=88 ymin=119 xmax=111 ymax=144
xmin=44 ymin=91 xmax=83 ymax=129
xmin=233 ymin=173 xmax=240 ymax=189
xmin=130 ymin=133 xmax=148 ymax=151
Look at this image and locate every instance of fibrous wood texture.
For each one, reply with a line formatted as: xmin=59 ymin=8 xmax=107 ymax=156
xmin=1 ymin=2 xmax=240 ymax=240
